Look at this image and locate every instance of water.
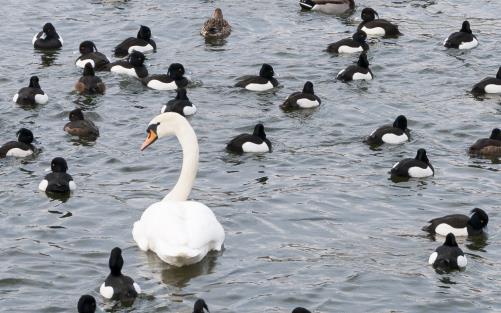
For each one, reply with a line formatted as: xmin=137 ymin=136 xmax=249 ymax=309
xmin=1 ymin=0 xmax=501 ymax=312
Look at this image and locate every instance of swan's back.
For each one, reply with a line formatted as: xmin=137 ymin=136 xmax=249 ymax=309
xmin=132 ymin=200 xmax=225 ymax=267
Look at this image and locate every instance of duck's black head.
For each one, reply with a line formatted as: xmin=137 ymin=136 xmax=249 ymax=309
xmin=460 ymin=21 xmax=472 ymax=34
xmin=193 ymin=299 xmax=209 ymax=313
xmin=253 ymin=123 xmax=267 ymax=140
xmin=490 ymin=128 xmax=501 ymax=140
xmin=69 ymin=108 xmax=85 ymax=122
xmin=292 ymin=308 xmax=312 ymax=313
xmin=78 ymin=295 xmax=96 ymax=313
xmin=83 ymin=63 xmax=95 ymax=76
xmin=469 ymin=208 xmax=488 ymax=230
xmin=176 ymin=88 xmax=189 ymax=100
xmin=109 ymin=247 xmax=123 ymax=276
xmin=29 ymin=76 xmax=41 ymax=89
xmin=357 ymin=52 xmax=370 ymax=68
xmin=259 ymin=64 xmax=275 ymax=79
xmin=138 ymin=25 xmax=152 ymax=41
xmin=42 ymin=23 xmax=58 ymax=37
xmin=352 ymin=30 xmax=367 ymax=44
xmin=17 ymin=128 xmax=34 ymax=144
xmin=393 ymin=115 xmax=407 ymax=131
xmin=444 ymin=233 xmax=458 ymax=247
xmin=51 ymin=157 xmax=68 ymax=173
xmin=361 ymin=8 xmax=378 ymax=22
xmin=302 ymin=81 xmax=314 ymax=94
xmin=79 ymin=41 xmax=97 ymax=54
xmin=415 ymin=148 xmax=430 ymax=164
xmin=496 ymin=67 xmax=501 ymax=80
xmin=128 ymin=51 xmax=145 ymax=67
xmin=168 ymin=63 xmax=185 ymax=80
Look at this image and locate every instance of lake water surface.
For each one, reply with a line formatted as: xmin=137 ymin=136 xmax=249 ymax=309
xmin=1 ymin=0 xmax=501 ymax=312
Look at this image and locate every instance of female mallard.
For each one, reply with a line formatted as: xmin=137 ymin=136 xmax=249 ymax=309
xmin=201 ymin=8 xmax=231 ymax=39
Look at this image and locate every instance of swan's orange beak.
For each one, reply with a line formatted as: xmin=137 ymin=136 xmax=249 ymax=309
xmin=141 ymin=129 xmax=158 ymax=151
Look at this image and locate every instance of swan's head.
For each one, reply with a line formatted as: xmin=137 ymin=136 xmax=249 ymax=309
xmin=141 ymin=112 xmax=184 ymax=151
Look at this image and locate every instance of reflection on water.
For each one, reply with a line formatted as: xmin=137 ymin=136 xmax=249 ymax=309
xmin=144 ymin=251 xmax=220 ymax=289
xmin=1 ymin=0 xmax=501 ymax=312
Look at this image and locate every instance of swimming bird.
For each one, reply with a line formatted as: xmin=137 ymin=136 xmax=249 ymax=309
xmin=132 ymin=113 xmax=225 ymax=267
xmin=327 ymin=30 xmax=369 ymax=54
xmin=357 ymin=8 xmax=400 ymax=37
xmin=226 ymin=124 xmax=272 ymax=153
xmin=390 ymin=148 xmax=434 ymax=178
xmin=366 ymin=115 xmax=409 ymax=146
xmin=471 ymin=67 xmax=501 ymax=95
xmin=161 ymin=89 xmax=197 ymax=116
xmin=114 ymin=25 xmax=156 ymax=57
xmin=468 ymin=128 xmax=501 ymax=157
xmin=75 ymin=63 xmax=106 ymax=95
xmin=75 ymin=41 xmax=110 ymax=70
xmin=38 ymin=157 xmax=76 ymax=193
xmin=299 ymin=0 xmax=355 ymax=14
xmin=443 ymin=21 xmax=478 ymax=50
xmin=78 ymin=295 xmax=96 ymax=313
xmin=193 ymin=299 xmax=210 ymax=313
xmin=336 ymin=52 xmax=373 ymax=81
xmin=33 ymin=23 xmax=63 ymax=49
xmin=64 ymin=108 xmax=100 ymax=140
xmin=201 ymin=8 xmax=232 ymax=39
xmin=292 ymin=308 xmax=312 ymax=313
xmin=281 ymin=81 xmax=321 ymax=110
xmin=100 ymin=247 xmax=141 ymax=302
xmin=423 ymin=208 xmax=488 ymax=237
xmin=235 ymin=64 xmax=278 ymax=91
xmin=143 ymin=63 xmax=189 ymax=90
xmin=428 ymin=233 xmax=467 ymax=271
xmin=105 ymin=51 xmax=148 ymax=78
xmin=13 ymin=76 xmax=48 ymax=106
xmin=0 ymin=128 xmax=35 ymax=158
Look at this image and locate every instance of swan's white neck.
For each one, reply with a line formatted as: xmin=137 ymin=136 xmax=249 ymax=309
xmin=162 ymin=118 xmax=199 ymax=202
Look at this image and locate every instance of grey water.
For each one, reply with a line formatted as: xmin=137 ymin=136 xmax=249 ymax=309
xmin=1 ymin=0 xmax=501 ymax=312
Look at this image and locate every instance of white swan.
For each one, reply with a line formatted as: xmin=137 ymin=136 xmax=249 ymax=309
xmin=132 ymin=112 xmax=225 ymax=267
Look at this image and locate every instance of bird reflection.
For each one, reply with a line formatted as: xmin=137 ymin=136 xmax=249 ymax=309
xmin=144 ymin=250 xmax=221 ymax=288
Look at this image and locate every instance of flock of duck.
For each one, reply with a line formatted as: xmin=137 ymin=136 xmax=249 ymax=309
xmin=1 ymin=1 xmax=500 ymax=312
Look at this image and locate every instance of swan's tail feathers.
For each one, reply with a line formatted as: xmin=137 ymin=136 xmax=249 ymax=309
xmin=132 ymin=221 xmax=149 ymax=251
